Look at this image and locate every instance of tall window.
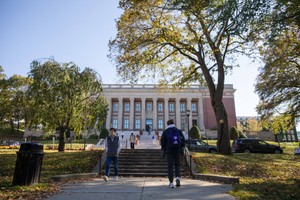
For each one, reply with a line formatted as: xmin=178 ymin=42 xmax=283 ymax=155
xmin=158 ymin=102 xmax=163 ymax=111
xmin=113 ymin=102 xmax=118 ymax=111
xmin=124 ymin=102 xmax=130 ymax=111
xmin=135 ymin=119 xmax=141 ymax=129
xmin=180 ymin=103 xmax=185 ymax=112
xmin=169 ymin=103 xmax=174 ymax=112
xmin=181 ymin=118 xmax=186 ymax=131
xmin=146 ymin=102 xmax=152 ymax=111
xmin=124 ymin=119 xmax=129 ymax=129
xmin=135 ymin=103 xmax=141 ymax=112
xmin=191 ymin=102 xmax=197 ymax=112
xmin=158 ymin=119 xmax=163 ymax=129
xmin=112 ymin=118 xmax=118 ymax=128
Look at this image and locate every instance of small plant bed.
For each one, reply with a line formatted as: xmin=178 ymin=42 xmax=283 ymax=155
xmin=0 ymin=149 xmax=103 ymax=200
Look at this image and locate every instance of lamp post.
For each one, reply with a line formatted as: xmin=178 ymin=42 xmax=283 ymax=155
xmin=186 ymin=109 xmax=190 ymax=139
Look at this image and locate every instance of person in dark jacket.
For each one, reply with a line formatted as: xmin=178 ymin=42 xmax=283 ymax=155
xmin=161 ymin=119 xmax=185 ymax=188
xmin=104 ymin=128 xmax=121 ymax=181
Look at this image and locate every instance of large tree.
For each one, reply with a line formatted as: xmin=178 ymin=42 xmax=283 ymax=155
xmin=0 ymin=73 xmax=32 ymax=132
xmin=109 ymin=0 xmax=267 ymax=154
xmin=28 ymin=59 xmax=108 ymax=151
xmin=255 ymin=0 xmax=300 ymax=124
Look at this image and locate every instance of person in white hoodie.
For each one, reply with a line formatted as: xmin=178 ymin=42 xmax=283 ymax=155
xmin=104 ymin=128 xmax=121 ymax=181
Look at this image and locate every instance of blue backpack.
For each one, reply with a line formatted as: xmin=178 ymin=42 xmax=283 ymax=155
xmin=167 ymin=128 xmax=182 ymax=148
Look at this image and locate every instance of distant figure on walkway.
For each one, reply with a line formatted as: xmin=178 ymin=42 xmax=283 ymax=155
xmin=161 ymin=119 xmax=185 ymax=188
xmin=136 ymin=134 xmax=140 ymax=146
xmin=121 ymin=132 xmax=124 ymax=139
xmin=129 ymin=133 xmax=136 ymax=149
xmin=104 ymin=128 xmax=121 ymax=182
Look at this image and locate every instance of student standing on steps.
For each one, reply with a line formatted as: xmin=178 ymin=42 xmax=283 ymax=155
xmin=161 ymin=119 xmax=185 ymax=188
xmin=129 ymin=132 xmax=136 ymax=149
xmin=104 ymin=128 xmax=121 ymax=181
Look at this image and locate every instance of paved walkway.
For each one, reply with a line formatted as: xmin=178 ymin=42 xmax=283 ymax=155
xmin=46 ymin=138 xmax=236 ymax=200
xmin=46 ymin=177 xmax=235 ymax=200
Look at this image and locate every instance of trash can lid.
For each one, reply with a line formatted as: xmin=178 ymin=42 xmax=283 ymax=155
xmin=19 ymin=142 xmax=44 ymax=152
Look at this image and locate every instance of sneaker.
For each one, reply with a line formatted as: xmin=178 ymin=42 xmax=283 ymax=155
xmin=169 ymin=182 xmax=174 ymax=188
xmin=114 ymin=176 xmax=118 ymax=181
xmin=176 ymin=178 xmax=180 ymax=187
xmin=103 ymin=175 xmax=108 ymax=182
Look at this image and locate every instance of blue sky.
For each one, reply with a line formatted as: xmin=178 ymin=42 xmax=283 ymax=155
xmin=0 ymin=0 xmax=260 ymax=117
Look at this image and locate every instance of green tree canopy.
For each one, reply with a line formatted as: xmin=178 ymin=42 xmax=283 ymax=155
xmin=0 ymin=74 xmax=32 ymax=132
xmin=28 ymin=59 xmax=108 ymax=151
xmin=255 ymin=0 xmax=300 ymax=125
xmin=109 ymin=0 xmax=267 ymax=154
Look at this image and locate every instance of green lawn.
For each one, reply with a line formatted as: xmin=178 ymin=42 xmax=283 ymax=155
xmin=192 ymin=143 xmax=300 ymax=200
xmin=0 ymin=149 xmax=102 ymax=200
xmin=1 ymin=141 xmax=299 ymax=200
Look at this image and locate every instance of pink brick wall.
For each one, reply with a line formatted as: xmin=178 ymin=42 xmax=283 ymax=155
xmin=203 ymin=98 xmax=237 ymax=129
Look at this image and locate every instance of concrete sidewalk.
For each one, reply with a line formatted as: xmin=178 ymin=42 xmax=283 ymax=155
xmin=46 ymin=177 xmax=235 ymax=200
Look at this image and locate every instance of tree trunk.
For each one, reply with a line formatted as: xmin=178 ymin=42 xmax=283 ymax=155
xmin=58 ymin=126 xmax=65 ymax=152
xmin=213 ymin=101 xmax=231 ymax=155
xmin=10 ymin=118 xmax=14 ymax=133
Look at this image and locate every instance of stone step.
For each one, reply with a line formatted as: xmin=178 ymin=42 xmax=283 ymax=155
xmin=103 ymin=148 xmax=189 ymax=177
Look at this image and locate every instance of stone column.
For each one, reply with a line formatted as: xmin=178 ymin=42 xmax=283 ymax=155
xmin=106 ymin=97 xmax=112 ymax=129
xmin=164 ymin=98 xmax=169 ymax=129
xmin=187 ymin=98 xmax=192 ymax=132
xmin=141 ymin=97 xmax=146 ymax=130
xmin=118 ymin=97 xmax=123 ymax=130
xmin=130 ymin=97 xmax=134 ymax=130
xmin=153 ymin=97 xmax=157 ymax=130
xmin=175 ymin=98 xmax=181 ymax=129
xmin=198 ymin=97 xmax=205 ymax=130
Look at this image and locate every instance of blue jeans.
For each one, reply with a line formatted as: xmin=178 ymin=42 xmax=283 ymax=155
xmin=167 ymin=149 xmax=181 ymax=183
xmin=105 ymin=156 xmax=118 ymax=177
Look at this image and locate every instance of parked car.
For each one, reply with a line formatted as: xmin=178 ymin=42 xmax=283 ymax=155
xmin=185 ymin=139 xmax=217 ymax=153
xmin=232 ymin=138 xmax=283 ymax=154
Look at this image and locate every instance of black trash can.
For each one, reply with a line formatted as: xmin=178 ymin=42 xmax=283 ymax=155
xmin=12 ymin=142 xmax=44 ymax=186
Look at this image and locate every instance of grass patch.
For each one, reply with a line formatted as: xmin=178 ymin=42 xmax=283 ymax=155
xmin=192 ymin=145 xmax=300 ymax=200
xmin=0 ymin=149 xmax=103 ymax=200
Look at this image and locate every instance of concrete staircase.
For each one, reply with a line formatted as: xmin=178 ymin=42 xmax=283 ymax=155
xmin=106 ymin=149 xmax=190 ymax=177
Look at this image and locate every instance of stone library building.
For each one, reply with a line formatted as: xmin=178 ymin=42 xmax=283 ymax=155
xmin=103 ymin=84 xmax=236 ymax=137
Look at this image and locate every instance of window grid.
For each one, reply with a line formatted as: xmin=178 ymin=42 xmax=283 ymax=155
xmin=158 ymin=119 xmax=163 ymax=129
xmin=158 ymin=103 xmax=163 ymax=111
xmin=112 ymin=119 xmax=118 ymax=128
xmin=181 ymin=118 xmax=186 ymax=131
xmin=124 ymin=102 xmax=130 ymax=111
xmin=135 ymin=103 xmax=141 ymax=112
xmin=135 ymin=119 xmax=141 ymax=129
xmin=124 ymin=119 xmax=129 ymax=129
xmin=169 ymin=103 xmax=174 ymax=112
xmin=113 ymin=103 xmax=118 ymax=111
xmin=146 ymin=102 xmax=152 ymax=111
xmin=191 ymin=103 xmax=197 ymax=111
xmin=180 ymin=103 xmax=185 ymax=112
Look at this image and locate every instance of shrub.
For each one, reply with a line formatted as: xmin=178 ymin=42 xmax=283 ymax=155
xmin=229 ymin=126 xmax=239 ymax=140
xmin=89 ymin=134 xmax=99 ymax=139
xmin=189 ymin=125 xmax=201 ymax=139
xmin=100 ymin=128 xmax=109 ymax=139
